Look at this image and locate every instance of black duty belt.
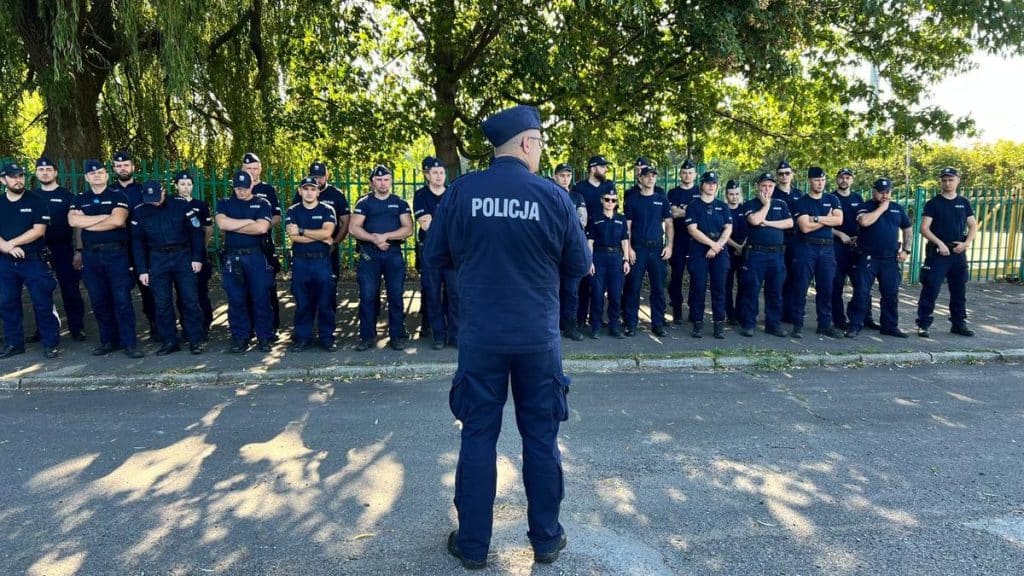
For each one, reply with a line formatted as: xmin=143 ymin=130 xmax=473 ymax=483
xmin=801 ymin=237 xmax=833 ymax=246
xmin=631 ymin=240 xmax=663 ymax=248
xmin=293 ymin=251 xmax=330 ymax=259
xmin=225 ymin=247 xmax=260 ymax=256
xmin=154 ymin=244 xmax=187 ymax=253
xmin=705 ymin=233 xmax=722 ymax=240
xmin=85 ymin=242 xmax=126 ymax=252
xmin=594 ymin=245 xmax=622 ymax=253
xmin=747 ymin=244 xmax=784 ymax=253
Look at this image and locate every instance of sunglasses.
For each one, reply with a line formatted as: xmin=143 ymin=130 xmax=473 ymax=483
xmin=602 ymin=198 xmax=618 ymax=203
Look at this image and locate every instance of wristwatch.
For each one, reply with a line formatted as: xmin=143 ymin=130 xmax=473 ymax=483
xmin=298 ymin=228 xmax=305 ymax=237
xmin=901 ymin=249 xmax=911 ymax=254
xmin=812 ymin=215 xmax=820 ymax=223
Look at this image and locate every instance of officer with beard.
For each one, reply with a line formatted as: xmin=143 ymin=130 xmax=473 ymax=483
xmin=110 ymin=150 xmax=157 ymax=338
xmin=570 ymin=156 xmax=615 ymax=332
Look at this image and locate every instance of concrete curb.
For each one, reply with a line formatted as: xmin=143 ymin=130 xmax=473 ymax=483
xmin=4 ymin=348 xmax=1020 ymax=391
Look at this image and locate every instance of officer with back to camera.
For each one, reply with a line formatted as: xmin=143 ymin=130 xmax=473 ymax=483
xmin=424 ymin=105 xmax=589 ymax=570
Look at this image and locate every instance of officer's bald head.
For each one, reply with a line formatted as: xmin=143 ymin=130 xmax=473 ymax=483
xmin=495 ymin=129 xmax=544 ymax=173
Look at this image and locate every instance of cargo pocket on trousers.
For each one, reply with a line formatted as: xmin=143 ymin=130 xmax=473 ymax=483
xmin=554 ymin=373 xmax=571 ymax=422
xmin=449 ymin=371 xmax=469 ymax=421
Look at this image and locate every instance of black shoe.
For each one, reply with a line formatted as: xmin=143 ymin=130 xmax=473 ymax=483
xmin=880 ymin=328 xmax=908 ymax=338
xmin=610 ymin=329 xmax=624 ymax=339
xmin=289 ymin=340 xmax=312 ymax=352
xmin=623 ymin=327 xmax=636 ymax=337
xmin=156 ymin=342 xmax=180 ymax=356
xmin=834 ymin=320 xmax=849 ymax=331
xmin=534 ymin=534 xmax=568 ymax=564
xmin=588 ymin=331 xmax=600 ymax=340
xmin=726 ymin=318 xmax=739 ymax=326
xmin=1 ymin=344 xmax=26 ymax=359
xmin=844 ymin=329 xmax=860 ymax=338
xmin=432 ymin=340 xmax=445 ymax=350
xmin=951 ymin=324 xmax=975 ymax=337
xmin=447 ymin=530 xmax=486 ymax=570
xmin=43 ymin=346 xmax=59 ymax=359
xmin=257 ymin=340 xmax=272 ymax=353
xmin=354 ymin=339 xmax=373 ymax=352
xmin=92 ymin=342 xmax=116 ymax=356
xmin=739 ymin=327 xmax=754 ymax=337
xmin=672 ymin=316 xmax=684 ymax=326
xmin=229 ymin=339 xmax=248 ymax=353
xmin=321 ymin=340 xmax=338 ymax=352
xmin=124 ymin=346 xmax=144 ymax=358
xmin=565 ymin=328 xmax=584 ymax=341
xmin=190 ymin=342 xmax=204 ymax=355
xmin=790 ymin=326 xmax=803 ymax=339
xmin=864 ymin=318 xmax=881 ymax=330
xmin=691 ymin=323 xmax=703 ymax=339
xmin=917 ymin=326 xmax=931 ymax=338
xmin=652 ymin=325 xmax=667 ymax=337
xmin=389 ymin=338 xmax=406 ymax=351
xmin=70 ymin=331 xmax=87 ymax=342
xmin=767 ymin=326 xmax=788 ymax=337
xmin=26 ymin=332 xmax=41 ymax=344
xmin=713 ymin=321 xmax=725 ymax=339
xmin=816 ymin=326 xmax=843 ymax=339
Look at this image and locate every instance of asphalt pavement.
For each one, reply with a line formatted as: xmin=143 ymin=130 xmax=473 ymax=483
xmin=2 ymin=364 xmax=1022 ymax=575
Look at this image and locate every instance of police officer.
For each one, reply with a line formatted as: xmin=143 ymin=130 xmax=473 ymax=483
xmin=624 ymin=165 xmax=673 ymax=337
xmin=553 ymin=162 xmax=585 ymax=340
xmin=424 ymin=105 xmax=589 ymax=570
xmin=738 ymin=173 xmax=793 ymax=337
xmin=553 ymin=163 xmax=586 ymax=227
xmin=349 ymin=165 xmax=413 ymax=351
xmin=830 ymin=168 xmax=873 ymax=330
xmin=69 ymin=159 xmax=144 ymax=357
xmin=110 ymin=150 xmax=157 ymax=338
xmin=623 ymin=157 xmax=665 ymax=210
xmin=242 ymin=152 xmax=284 ymax=335
xmin=414 ymin=156 xmax=458 ymax=348
xmin=587 ymin=188 xmax=629 ymax=338
xmin=30 ymin=157 xmax=86 ymax=342
xmin=215 ymin=170 xmax=275 ymax=353
xmin=667 ymin=159 xmax=699 ymax=325
xmin=724 ymin=180 xmax=747 ymax=326
xmin=172 ymin=171 xmax=214 ymax=340
xmin=685 ymin=171 xmax=733 ymax=339
xmin=845 ymin=178 xmax=912 ymax=338
xmin=774 ymin=161 xmax=803 ymax=324
xmin=131 ymin=181 xmax=205 ymax=355
xmin=790 ymin=167 xmax=844 ymax=338
xmin=291 ymin=160 xmax=351 ymax=308
xmin=916 ymin=167 xmax=977 ymax=337
xmin=286 ymin=177 xmax=338 ymax=351
xmin=0 ymin=163 xmax=60 ymax=358
xmin=571 ymin=156 xmax=615 ymax=329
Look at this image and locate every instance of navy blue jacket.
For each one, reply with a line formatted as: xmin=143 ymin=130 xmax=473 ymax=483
xmin=130 ymin=196 xmax=204 ymax=273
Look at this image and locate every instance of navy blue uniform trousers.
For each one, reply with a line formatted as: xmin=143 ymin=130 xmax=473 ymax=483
xmin=781 ymin=236 xmax=797 ymax=323
xmin=791 ymin=241 xmax=837 ymax=329
xmin=589 ymin=250 xmax=625 ymax=334
xmin=668 ymin=234 xmax=690 ymax=317
xmin=916 ymin=249 xmax=968 ymax=329
xmin=356 ymin=248 xmax=405 ymax=341
xmin=150 ymin=249 xmax=203 ymax=346
xmin=559 ymin=275 xmax=580 ymax=331
xmin=0 ymin=257 xmax=60 ymax=348
xmin=222 ymin=251 xmax=274 ymax=342
xmin=625 ymin=244 xmax=666 ymax=330
xmin=82 ymin=248 xmax=137 ymax=348
xmin=450 ymin=342 xmax=568 ymax=563
xmin=177 ymin=255 xmax=213 ymax=336
xmin=687 ymin=246 xmax=730 ymax=323
xmin=831 ymin=241 xmax=858 ymax=327
xmin=47 ymin=243 xmax=85 ymax=334
xmin=725 ymin=249 xmax=745 ymax=323
xmin=424 ymin=265 xmax=458 ymax=344
xmin=848 ymin=255 xmax=901 ymax=331
xmin=739 ymin=248 xmax=786 ymax=331
xmin=291 ymin=255 xmax=336 ymax=344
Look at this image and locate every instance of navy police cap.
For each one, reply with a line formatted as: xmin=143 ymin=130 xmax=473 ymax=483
xmin=112 ymin=150 xmax=132 ymax=163
xmin=635 ymin=157 xmax=651 ymax=168
xmin=422 ymin=157 xmax=444 ymax=170
xmin=587 ymin=155 xmax=609 ymax=168
xmin=639 ymin=166 xmax=658 ymax=177
xmin=480 ymin=105 xmax=542 ymax=147
xmin=939 ymin=166 xmax=959 ymax=177
xmin=173 ymin=170 xmax=192 ymax=183
xmin=232 ymin=170 xmax=252 ymax=189
xmin=370 ymin=165 xmax=391 ymax=178
xmin=725 ymin=179 xmax=740 ymax=190
xmin=837 ymin=167 xmax=854 ymax=177
xmin=36 ymin=157 xmax=55 ymax=168
xmin=554 ymin=163 xmax=573 ymax=174
xmin=873 ymin=178 xmax=893 ymax=191
xmin=299 ymin=176 xmax=319 ymax=188
xmin=141 ymin=180 xmax=163 ymax=203
xmin=242 ymin=152 xmax=261 ymax=165
xmin=808 ymin=166 xmax=826 ymax=179
xmin=700 ymin=171 xmax=719 ymax=184
xmin=756 ymin=172 xmax=776 ymax=183
xmin=309 ymin=161 xmax=327 ymax=177
xmin=83 ymin=159 xmax=104 ymax=174
xmin=777 ymin=161 xmax=793 ymax=171
xmin=680 ymin=159 xmax=696 ymax=170
xmin=1 ymin=163 xmax=25 ymax=177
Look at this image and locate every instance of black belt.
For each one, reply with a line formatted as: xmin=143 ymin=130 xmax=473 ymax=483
xmin=225 ymin=247 xmax=260 ymax=256
xmin=705 ymin=233 xmax=721 ymax=240
xmin=2 ymin=251 xmax=44 ymax=261
xmin=154 ymin=244 xmax=187 ymax=253
xmin=85 ymin=242 xmax=126 ymax=252
xmin=801 ymin=237 xmax=833 ymax=246
xmin=594 ymin=245 xmax=621 ymax=253
xmin=631 ymin=240 xmax=663 ymax=248
xmin=748 ymin=244 xmax=784 ymax=253
xmin=293 ymin=251 xmax=330 ymax=259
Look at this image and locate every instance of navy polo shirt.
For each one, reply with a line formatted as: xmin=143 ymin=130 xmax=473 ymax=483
xmin=253 ymin=182 xmax=282 ymax=217
xmin=0 ymin=192 xmax=50 ymax=254
xmin=353 ymin=193 xmax=411 ymax=255
xmin=856 ymin=200 xmax=911 ymax=257
xmin=625 ymin=184 xmax=665 ymax=213
xmin=586 ymin=213 xmax=628 ymax=248
xmin=71 ymin=188 xmax=130 ymax=247
xmin=217 ymin=195 xmax=273 ymax=249
xmin=421 ymin=155 xmax=590 ymax=353
xmin=729 ymin=205 xmax=748 ymax=245
xmin=741 ymin=198 xmax=791 ymax=246
xmin=33 ymin=186 xmax=75 ymax=244
xmin=286 ymin=202 xmax=336 ymax=256
xmin=290 ymin=185 xmax=350 ymax=227
xmin=183 ymin=197 xmax=213 ymax=258
xmin=625 ymin=191 xmax=671 ymax=243
xmin=667 ymin=185 xmax=699 ymax=234
xmin=112 ymin=181 xmax=143 ymax=214
xmin=572 ymin=179 xmax=616 ymax=224
xmin=773 ymin=186 xmax=803 ymax=211
xmin=923 ymin=194 xmax=973 ymax=244
xmin=794 ymin=193 xmax=842 ymax=240
xmin=413 ymin=185 xmax=447 ymax=242
xmin=684 ymin=197 xmax=732 ymax=240
xmin=833 ymin=191 xmax=864 ymax=237
xmin=130 ymin=196 xmax=204 ymax=273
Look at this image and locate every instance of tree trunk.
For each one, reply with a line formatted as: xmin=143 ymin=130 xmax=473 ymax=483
xmin=42 ymin=70 xmax=107 ymax=162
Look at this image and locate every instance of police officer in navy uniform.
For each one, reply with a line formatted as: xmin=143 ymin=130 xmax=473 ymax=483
xmin=791 ymin=167 xmax=844 ymax=338
xmin=291 ymin=160 xmax=351 ymax=309
xmin=624 ymin=165 xmax=673 ymax=337
xmin=830 ymin=168 xmax=874 ymax=330
xmin=414 ymin=156 xmax=458 ymax=349
xmin=69 ymin=159 xmax=144 ymax=357
xmin=286 ymin=177 xmax=338 ymax=351
xmin=623 ymin=157 xmax=665 ymax=211
xmin=667 ymin=159 xmax=699 ymax=325
xmin=349 ymin=165 xmax=413 ymax=351
xmin=424 ymin=105 xmax=589 ymax=570
xmin=685 ymin=171 xmax=733 ymax=339
xmin=738 ymin=173 xmax=793 ymax=337
xmin=131 ymin=181 xmax=205 ymax=355
xmin=242 ymin=152 xmax=284 ymax=335
xmin=586 ymin=187 xmax=629 ymax=338
xmin=571 ymin=156 xmax=615 ymax=330
xmin=110 ymin=150 xmax=158 ymax=339
xmin=29 ymin=157 xmax=86 ymax=342
xmin=553 ymin=162 xmax=585 ymax=340
xmin=774 ymin=161 xmax=803 ymax=324
xmin=215 ymin=171 xmax=275 ymax=353
xmin=916 ymin=166 xmax=977 ymax=337
xmin=0 ymin=163 xmax=60 ymax=358
xmin=172 ymin=171 xmax=214 ymax=340
xmin=724 ymin=180 xmax=747 ymax=326
xmin=845 ymin=178 xmax=912 ymax=338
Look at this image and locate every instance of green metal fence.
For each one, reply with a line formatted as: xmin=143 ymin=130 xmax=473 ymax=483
xmin=2 ymin=158 xmax=1021 ymax=282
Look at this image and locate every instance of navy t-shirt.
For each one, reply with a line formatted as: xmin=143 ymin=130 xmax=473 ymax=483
xmin=923 ymin=194 xmax=973 ymax=244
xmin=794 ymin=193 xmax=842 ymax=240
xmin=572 ymin=179 xmax=616 ymax=224
xmin=625 ymin=191 xmax=671 ymax=243
xmin=0 ymin=192 xmax=50 ymax=254
xmin=290 ymin=185 xmax=350 ymax=227
xmin=112 ymin=181 xmax=143 ymax=214
xmin=33 ymin=186 xmax=75 ymax=244
xmin=217 ymin=195 xmax=273 ymax=249
xmin=252 ymin=182 xmax=282 ymax=218
xmin=856 ymin=200 xmax=911 ymax=257
xmin=286 ymin=202 xmax=336 ymax=256
xmin=729 ymin=205 xmax=748 ymax=245
xmin=833 ymin=191 xmax=864 ymax=237
xmin=413 ymin=185 xmax=446 ymax=242
xmin=71 ymin=188 xmax=131 ymax=247
xmin=667 ymin=185 xmax=699 ymax=236
xmin=586 ymin=213 xmax=628 ymax=248
xmin=625 ymin=184 xmax=665 ymax=213
xmin=684 ymin=197 xmax=732 ymax=241
xmin=130 ymin=196 xmax=204 ymax=272
xmin=353 ymin=193 xmax=411 ymax=254
xmin=741 ymin=198 xmax=791 ymax=246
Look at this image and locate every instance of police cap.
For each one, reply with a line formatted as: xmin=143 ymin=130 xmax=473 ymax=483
xmin=837 ymin=167 xmax=854 ymax=177
xmin=173 ymin=170 xmax=192 ymax=183
xmin=370 ymin=165 xmax=391 ymax=179
xmin=808 ymin=166 xmax=826 ymax=179
xmin=554 ymin=163 xmax=573 ymax=174
xmin=141 ymin=180 xmax=163 ymax=203
xmin=777 ymin=161 xmax=793 ymax=172
xmin=639 ymin=166 xmax=658 ymax=177
xmin=83 ymin=159 xmax=104 ymax=174
xmin=242 ymin=152 xmax=261 ymax=165
xmin=1 ymin=163 xmax=24 ymax=177
xmin=480 ymin=105 xmax=542 ymax=147
xmin=939 ymin=166 xmax=959 ymax=178
xmin=587 ymin=155 xmax=610 ymax=168
xmin=423 ymin=157 xmax=445 ymax=171
xmin=757 ymin=172 xmax=776 ymax=183
xmin=299 ymin=176 xmax=319 ymax=189
xmin=309 ymin=161 xmax=327 ymax=177
xmin=873 ymin=178 xmax=893 ymax=191
xmin=112 ymin=150 xmax=132 ymax=163
xmin=725 ymin=179 xmax=740 ymax=190
xmin=232 ymin=170 xmax=252 ymax=189
xmin=700 ymin=171 xmax=719 ymax=184
xmin=680 ymin=159 xmax=696 ymax=170
xmin=635 ymin=157 xmax=651 ymax=168
xmin=36 ymin=157 xmax=55 ymax=168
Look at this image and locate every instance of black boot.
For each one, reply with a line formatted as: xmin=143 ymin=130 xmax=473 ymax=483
xmin=713 ymin=321 xmax=725 ymax=339
xmin=691 ymin=322 xmax=703 ymax=339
